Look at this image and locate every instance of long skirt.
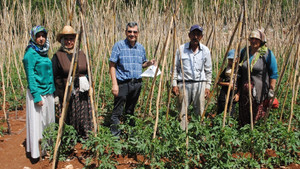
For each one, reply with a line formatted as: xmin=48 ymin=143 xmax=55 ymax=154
xmin=58 ymin=88 xmax=93 ymax=138
xmin=26 ymin=90 xmax=55 ymax=159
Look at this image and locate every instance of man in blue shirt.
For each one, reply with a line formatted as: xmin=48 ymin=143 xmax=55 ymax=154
xmin=109 ymin=22 xmax=156 ymax=136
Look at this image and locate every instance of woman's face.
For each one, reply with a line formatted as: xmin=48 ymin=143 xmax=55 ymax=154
xmin=249 ymin=38 xmax=262 ymax=49
xmin=63 ymin=34 xmax=76 ymax=49
xmin=35 ymin=32 xmax=46 ymax=46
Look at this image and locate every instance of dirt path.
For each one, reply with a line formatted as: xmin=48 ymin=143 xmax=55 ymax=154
xmin=0 ymin=110 xmax=84 ymax=169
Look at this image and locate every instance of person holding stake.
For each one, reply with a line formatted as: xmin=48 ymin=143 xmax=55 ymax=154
xmin=109 ymin=22 xmax=156 ymax=137
xmin=52 ymin=25 xmax=93 ymax=139
xmin=235 ymin=29 xmax=278 ymax=126
xmin=172 ymin=24 xmax=212 ymax=130
xmin=217 ymin=49 xmax=238 ymax=116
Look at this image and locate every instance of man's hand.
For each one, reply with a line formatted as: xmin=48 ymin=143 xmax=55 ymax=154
xmin=143 ymin=59 xmax=157 ymax=68
xmin=205 ymin=88 xmax=210 ymax=99
xmin=172 ymin=86 xmax=179 ymax=96
xmin=112 ymin=84 xmax=119 ymax=97
xmin=36 ymin=101 xmax=43 ymax=106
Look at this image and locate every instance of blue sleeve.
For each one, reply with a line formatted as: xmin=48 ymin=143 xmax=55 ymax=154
xmin=142 ymin=46 xmax=147 ymax=63
xmin=266 ymin=50 xmax=278 ymax=79
xmin=22 ymin=48 xmax=42 ymax=103
xmin=109 ymin=42 xmax=120 ymax=63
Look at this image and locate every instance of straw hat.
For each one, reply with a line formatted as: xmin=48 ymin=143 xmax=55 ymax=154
xmin=56 ymin=25 xmax=77 ymax=42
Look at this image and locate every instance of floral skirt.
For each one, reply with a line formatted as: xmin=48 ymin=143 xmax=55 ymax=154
xmin=57 ymin=88 xmax=93 ymax=138
xmin=238 ymin=83 xmax=267 ymax=127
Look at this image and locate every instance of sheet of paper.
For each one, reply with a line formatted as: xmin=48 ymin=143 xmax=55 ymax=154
xmin=141 ymin=65 xmax=161 ymax=78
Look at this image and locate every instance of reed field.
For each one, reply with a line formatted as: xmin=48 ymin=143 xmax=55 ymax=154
xmin=0 ymin=0 xmax=299 ymax=168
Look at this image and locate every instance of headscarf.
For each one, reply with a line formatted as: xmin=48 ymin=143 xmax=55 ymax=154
xmin=26 ymin=25 xmax=50 ymax=56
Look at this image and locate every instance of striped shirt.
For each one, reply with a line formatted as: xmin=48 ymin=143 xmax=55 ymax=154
xmin=110 ymin=39 xmax=147 ymax=81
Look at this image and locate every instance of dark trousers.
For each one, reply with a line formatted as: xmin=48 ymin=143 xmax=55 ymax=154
xmin=217 ymin=98 xmax=236 ymax=116
xmin=110 ymin=80 xmax=142 ymax=136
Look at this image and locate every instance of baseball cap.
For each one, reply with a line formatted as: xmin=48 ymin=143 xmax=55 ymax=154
xmin=227 ymin=49 xmax=235 ymax=59
xmin=190 ymin=25 xmax=203 ymax=33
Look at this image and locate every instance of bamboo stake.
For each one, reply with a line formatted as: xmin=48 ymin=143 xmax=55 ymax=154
xmin=52 ymin=32 xmax=80 ymax=169
xmin=222 ymin=13 xmax=243 ymax=128
xmin=78 ymin=0 xmax=98 ymax=134
xmin=143 ymin=34 xmax=161 ymax=117
xmin=201 ymin=10 xmax=243 ymax=122
xmin=280 ymin=44 xmax=299 ymax=121
xmin=243 ymin=0 xmax=254 ymax=130
xmin=153 ymin=16 xmax=173 ymax=139
xmin=288 ymin=43 xmax=299 ymax=132
xmin=264 ymin=27 xmax=300 ymax=122
xmin=0 ymin=65 xmax=6 ymax=121
xmin=166 ymin=16 xmax=177 ymax=119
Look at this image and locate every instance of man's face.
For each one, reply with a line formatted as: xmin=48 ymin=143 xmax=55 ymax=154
xmin=125 ymin=26 xmax=139 ymax=44
xmin=189 ymin=30 xmax=203 ymax=46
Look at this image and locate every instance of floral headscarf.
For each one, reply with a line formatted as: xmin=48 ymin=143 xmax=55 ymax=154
xmin=26 ymin=25 xmax=50 ymax=56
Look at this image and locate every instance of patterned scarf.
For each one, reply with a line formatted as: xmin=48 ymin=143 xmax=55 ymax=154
xmin=25 ymin=25 xmax=50 ymax=56
xmin=240 ymin=45 xmax=268 ymax=72
xmin=250 ymin=45 xmax=268 ymax=71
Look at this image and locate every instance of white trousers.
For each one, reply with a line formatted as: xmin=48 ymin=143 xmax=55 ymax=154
xmin=26 ymin=90 xmax=55 ymax=158
xmin=178 ymin=82 xmax=206 ymax=130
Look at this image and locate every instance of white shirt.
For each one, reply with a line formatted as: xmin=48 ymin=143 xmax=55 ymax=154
xmin=172 ymin=42 xmax=212 ymax=89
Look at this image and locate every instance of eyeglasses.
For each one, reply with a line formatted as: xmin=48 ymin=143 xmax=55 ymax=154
xmin=127 ymin=30 xmax=138 ymax=34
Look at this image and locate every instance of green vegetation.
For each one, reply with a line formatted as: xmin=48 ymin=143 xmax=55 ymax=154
xmin=41 ymin=123 xmax=78 ymax=161
xmin=0 ymin=0 xmax=299 ymax=168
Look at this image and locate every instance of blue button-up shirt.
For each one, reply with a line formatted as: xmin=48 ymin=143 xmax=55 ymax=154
xmin=172 ymin=42 xmax=212 ymax=89
xmin=109 ymin=39 xmax=147 ymax=81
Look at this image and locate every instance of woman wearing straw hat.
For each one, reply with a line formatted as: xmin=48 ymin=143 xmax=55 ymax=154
xmin=52 ymin=25 xmax=93 ymax=138
xmin=23 ymin=25 xmax=55 ymax=161
xmin=235 ymin=29 xmax=278 ymax=126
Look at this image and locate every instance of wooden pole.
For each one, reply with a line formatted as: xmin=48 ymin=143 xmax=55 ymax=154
xmin=153 ymin=16 xmax=173 ymax=139
xmin=288 ymin=43 xmax=300 ymax=132
xmin=0 ymin=65 xmax=6 ymax=121
xmin=280 ymin=44 xmax=299 ymax=121
xmin=201 ymin=10 xmax=243 ymax=122
xmin=243 ymin=0 xmax=254 ymax=130
xmin=222 ymin=13 xmax=243 ymax=128
xmin=78 ymin=0 xmax=98 ymax=134
xmin=166 ymin=15 xmax=177 ymax=120
xmin=264 ymin=27 xmax=300 ymax=122
xmin=52 ymin=32 xmax=81 ymax=169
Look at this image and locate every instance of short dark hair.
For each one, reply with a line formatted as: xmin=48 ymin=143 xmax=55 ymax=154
xmin=126 ymin=22 xmax=138 ymax=31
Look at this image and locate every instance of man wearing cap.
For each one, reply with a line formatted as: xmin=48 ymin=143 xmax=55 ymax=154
xmin=172 ymin=24 xmax=212 ymax=130
xmin=109 ymin=22 xmax=156 ymax=137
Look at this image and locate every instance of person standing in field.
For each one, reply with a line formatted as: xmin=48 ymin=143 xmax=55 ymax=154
xmin=217 ymin=49 xmax=238 ymax=116
xmin=22 ymin=25 xmax=55 ymax=161
xmin=52 ymin=25 xmax=93 ymax=139
xmin=235 ymin=29 xmax=278 ymax=126
xmin=109 ymin=22 xmax=156 ymax=137
xmin=172 ymin=24 xmax=212 ymax=130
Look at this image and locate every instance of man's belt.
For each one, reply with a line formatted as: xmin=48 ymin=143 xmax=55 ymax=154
xmin=117 ymin=78 xmax=142 ymax=84
xmin=177 ymin=80 xmax=202 ymax=83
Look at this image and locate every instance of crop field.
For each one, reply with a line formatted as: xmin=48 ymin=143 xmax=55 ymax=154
xmin=0 ymin=0 xmax=299 ymax=168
